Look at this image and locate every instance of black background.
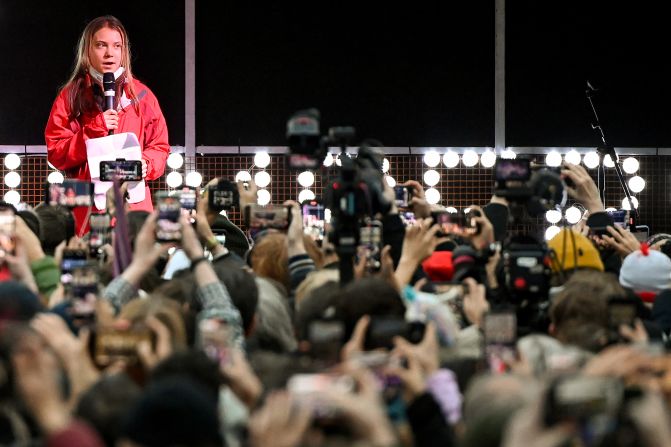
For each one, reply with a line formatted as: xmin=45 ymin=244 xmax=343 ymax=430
xmin=1 ymin=1 xmax=669 ymax=148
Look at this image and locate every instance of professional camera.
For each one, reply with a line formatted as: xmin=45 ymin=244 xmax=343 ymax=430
xmin=286 ymin=109 xmax=391 ymax=284
xmin=493 ymin=158 xmax=567 ymax=217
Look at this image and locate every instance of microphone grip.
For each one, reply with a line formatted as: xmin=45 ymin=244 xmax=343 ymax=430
xmin=104 ymin=90 xmax=115 ymax=136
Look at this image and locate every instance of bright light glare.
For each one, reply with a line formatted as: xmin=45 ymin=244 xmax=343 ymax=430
xmin=166 ymin=171 xmax=183 ymax=188
xmin=628 ymin=176 xmax=645 ymax=193
xmin=257 ymin=189 xmax=271 ymax=205
xmin=425 ymin=188 xmax=441 ymax=205
xmin=546 ymin=151 xmax=562 ymax=167
xmin=185 ymin=171 xmax=202 ymax=187
xmin=545 ymin=209 xmax=562 ymax=224
xmin=423 ymin=169 xmax=440 ymax=186
xmin=423 ymin=151 xmax=441 ymax=167
xmin=254 ymin=171 xmax=271 ymax=188
xmin=480 ymin=150 xmax=497 ymax=168
xmin=545 ymin=225 xmax=562 ymax=241
xmin=385 ymin=176 xmax=396 ymax=187
xmin=298 ymin=189 xmax=316 ymax=203
xmin=297 ymin=171 xmax=315 ymax=187
xmin=167 ymin=153 xmax=184 ymax=170
xmin=4 ymin=153 xmax=20 ymax=170
xmin=565 ymin=206 xmax=582 ymax=224
xmin=235 ymin=171 xmax=252 ymax=182
xmin=564 ymin=150 xmax=581 ymax=165
xmin=621 ymin=196 xmax=639 ymax=210
xmin=47 ymin=171 xmax=64 ymax=184
xmin=462 ymin=150 xmax=479 ymax=167
xmin=382 ymin=158 xmax=390 ymax=173
xmin=622 ymin=157 xmax=639 ymax=174
xmin=443 ymin=151 xmax=460 ymax=168
xmin=583 ymin=152 xmax=600 ymax=169
xmin=323 ymin=153 xmax=334 ymax=167
xmin=254 ymin=151 xmax=271 ymax=168
xmin=4 ymin=172 xmax=20 ymax=188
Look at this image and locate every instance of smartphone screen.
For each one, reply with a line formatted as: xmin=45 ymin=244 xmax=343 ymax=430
xmin=0 ymin=207 xmax=16 ymax=260
xmin=179 ymin=187 xmax=197 ymax=211
xmin=61 ymin=249 xmax=89 ymax=285
xmin=483 ymin=311 xmax=517 ymax=373
xmin=46 ymin=180 xmax=93 ymax=208
xmin=198 ymin=318 xmax=232 ymax=366
xmin=494 ymin=159 xmax=531 ymax=182
xmin=393 ymin=186 xmax=411 ymax=208
xmin=245 ymin=204 xmax=291 ymax=237
xmin=356 ymin=220 xmax=383 ymax=273
xmin=89 ymin=214 xmax=111 ymax=254
xmin=302 ymin=201 xmax=325 ymax=241
xmin=93 ymin=326 xmax=152 ymax=367
xmin=99 ymin=160 xmax=142 ymax=181
xmin=208 ymin=180 xmax=239 ymax=211
xmin=155 ymin=192 xmax=182 ymax=242
xmin=69 ymin=264 xmax=99 ymax=321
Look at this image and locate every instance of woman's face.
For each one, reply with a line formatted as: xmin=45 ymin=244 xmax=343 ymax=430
xmin=88 ymin=26 xmax=123 ymax=74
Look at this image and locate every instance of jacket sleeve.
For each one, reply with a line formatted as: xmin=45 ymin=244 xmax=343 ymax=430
xmin=140 ymin=89 xmax=170 ymax=181
xmin=45 ymin=88 xmax=108 ymax=172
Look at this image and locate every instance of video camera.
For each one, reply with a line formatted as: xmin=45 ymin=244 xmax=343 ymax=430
xmin=287 ymin=109 xmax=391 ymax=285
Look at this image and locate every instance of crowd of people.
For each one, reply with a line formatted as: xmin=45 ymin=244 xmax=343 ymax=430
xmin=1 ymin=159 xmax=671 ymax=447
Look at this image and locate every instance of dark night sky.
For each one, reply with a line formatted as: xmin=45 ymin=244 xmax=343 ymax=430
xmin=0 ymin=1 xmax=668 ymax=147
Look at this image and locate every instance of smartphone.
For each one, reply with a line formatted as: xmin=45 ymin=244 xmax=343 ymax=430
xmin=45 ymin=180 xmax=93 ymax=208
xmin=178 ymin=187 xmax=197 ymax=211
xmin=545 ymin=375 xmax=623 ymax=427
xmin=68 ymin=264 xmax=99 ymax=321
xmin=198 ymin=318 xmax=232 ymax=366
xmin=208 ymin=180 xmax=239 ymax=211
xmin=61 ymin=248 xmax=89 ymax=285
xmin=607 ymin=297 xmax=637 ymax=343
xmin=632 ymin=225 xmax=650 ymax=242
xmin=393 ymin=185 xmax=412 ymax=208
xmin=607 ymin=209 xmax=630 ymax=230
xmin=93 ymin=326 xmax=152 ymax=367
xmin=99 ymin=159 xmax=142 ymax=181
xmin=356 ymin=219 xmax=383 ymax=273
xmin=155 ymin=192 xmax=182 ymax=242
xmin=401 ymin=211 xmax=417 ymax=226
xmin=431 ymin=210 xmax=471 ymax=237
xmin=494 ymin=158 xmax=531 ymax=182
xmin=364 ymin=316 xmax=425 ymax=351
xmin=302 ymin=200 xmax=325 ymax=241
xmin=244 ymin=204 xmax=291 ymax=233
xmin=89 ymin=214 xmax=111 ymax=255
xmin=0 ymin=206 xmax=16 ymax=260
xmin=483 ymin=311 xmax=517 ymax=373
xmin=287 ymin=373 xmax=356 ymax=417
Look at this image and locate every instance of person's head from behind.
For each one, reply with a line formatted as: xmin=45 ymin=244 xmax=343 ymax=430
xmin=150 ymin=350 xmax=223 ymax=403
xmin=118 ymin=378 xmax=222 ymax=447
xmin=34 ymin=205 xmax=71 ymax=256
xmin=549 ymin=270 xmax=625 ymax=351
xmin=119 ymin=296 xmax=187 ymax=351
xmin=75 ymin=374 xmax=142 ymax=447
xmin=337 ymin=277 xmax=405 ymax=340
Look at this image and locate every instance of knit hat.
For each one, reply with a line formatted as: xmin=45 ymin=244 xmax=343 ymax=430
xmin=619 ymin=243 xmax=671 ymax=303
xmin=547 ymin=229 xmax=604 ymax=273
xmin=422 ymin=251 xmax=454 ymax=282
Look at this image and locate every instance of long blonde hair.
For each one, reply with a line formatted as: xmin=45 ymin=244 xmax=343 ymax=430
xmin=63 ymin=15 xmax=138 ymax=120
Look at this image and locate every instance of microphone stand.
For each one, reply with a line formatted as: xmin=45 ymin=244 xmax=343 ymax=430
xmin=585 ymin=81 xmax=639 ymax=222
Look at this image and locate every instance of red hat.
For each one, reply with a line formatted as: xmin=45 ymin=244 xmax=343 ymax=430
xmin=422 ymin=251 xmax=454 ymax=282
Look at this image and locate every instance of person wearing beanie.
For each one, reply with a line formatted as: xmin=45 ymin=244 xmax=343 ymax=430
xmin=547 ymin=228 xmax=604 ymax=273
xmin=619 ymin=243 xmax=671 ymax=304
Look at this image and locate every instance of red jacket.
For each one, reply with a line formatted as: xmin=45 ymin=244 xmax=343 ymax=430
xmin=45 ymin=76 xmax=169 ymax=233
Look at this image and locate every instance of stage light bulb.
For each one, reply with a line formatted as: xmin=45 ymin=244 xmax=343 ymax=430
xmin=382 ymin=158 xmax=390 ymax=173
xmin=254 ymin=151 xmax=271 ymax=168
xmin=298 ymin=189 xmax=316 ymax=203
xmin=564 ymin=150 xmax=581 ymax=165
xmin=443 ymin=151 xmax=460 ymax=168
xmin=166 ymin=171 xmax=183 ymax=188
xmin=622 ymin=157 xmax=639 ymax=174
xmin=297 ymin=171 xmax=315 ymax=187
xmin=323 ymin=153 xmax=334 ymax=167
xmin=545 ymin=209 xmax=562 ymax=224
xmin=545 ymin=225 xmax=561 ymax=241
xmin=565 ymin=206 xmax=582 ymax=224
xmin=254 ymin=171 xmax=271 ymax=188
xmin=605 ymin=207 xmax=617 ymax=213
xmin=4 ymin=153 xmax=20 ymax=170
xmin=462 ymin=150 xmax=479 ymax=167
xmin=501 ymin=148 xmax=517 ymax=159
xmin=235 ymin=171 xmax=252 ymax=182
xmin=257 ymin=189 xmax=271 ymax=206
xmin=423 ymin=151 xmax=441 ymax=167
xmin=621 ymin=196 xmax=638 ymax=210
xmin=385 ymin=176 xmax=396 ymax=187
xmin=445 ymin=207 xmax=458 ymax=213
xmin=423 ymin=169 xmax=440 ymax=186
xmin=480 ymin=150 xmax=496 ymax=168
xmin=628 ymin=176 xmax=645 ymax=193
xmin=3 ymin=190 xmax=20 ymax=205
xmin=47 ymin=171 xmax=64 ymax=184
xmin=425 ymin=188 xmax=441 ymax=205
xmin=583 ymin=152 xmax=600 ymax=169
xmin=185 ymin=171 xmax=202 ymax=187
xmin=604 ymin=154 xmax=615 ymax=168
xmin=4 ymin=172 xmax=20 ymax=188
xmin=167 ymin=152 xmax=184 ymax=170
xmin=546 ymin=151 xmax=562 ymax=167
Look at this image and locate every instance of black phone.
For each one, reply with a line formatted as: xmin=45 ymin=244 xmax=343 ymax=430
xmin=208 ymin=180 xmax=239 ymax=211
xmin=89 ymin=214 xmax=111 ymax=255
xmin=431 ymin=210 xmax=478 ymax=237
xmin=545 ymin=375 xmax=623 ymax=428
xmin=364 ymin=317 xmax=425 ymax=351
xmin=302 ymin=200 xmax=325 ymax=241
xmin=99 ymin=159 xmax=142 ymax=181
xmin=45 ymin=180 xmax=93 ymax=208
xmin=155 ymin=192 xmax=182 ymax=242
xmin=483 ymin=310 xmax=517 ymax=373
xmin=494 ymin=158 xmax=531 ymax=182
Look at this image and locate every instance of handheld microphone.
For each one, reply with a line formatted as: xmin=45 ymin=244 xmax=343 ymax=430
xmin=103 ymin=72 xmax=115 ymax=135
